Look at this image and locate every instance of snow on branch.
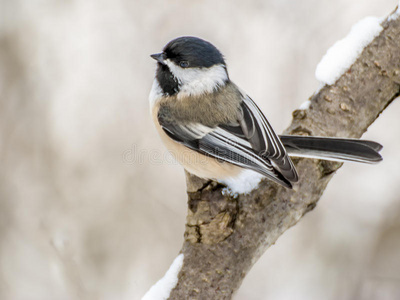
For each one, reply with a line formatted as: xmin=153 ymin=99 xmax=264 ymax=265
xmin=316 ymin=16 xmax=383 ymax=85
xmin=142 ymin=254 xmax=184 ymax=300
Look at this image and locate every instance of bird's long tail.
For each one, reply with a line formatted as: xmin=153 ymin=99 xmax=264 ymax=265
xmin=279 ymin=135 xmax=383 ymax=164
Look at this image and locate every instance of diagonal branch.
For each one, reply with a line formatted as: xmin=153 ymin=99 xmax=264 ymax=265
xmin=168 ymin=9 xmax=400 ymax=300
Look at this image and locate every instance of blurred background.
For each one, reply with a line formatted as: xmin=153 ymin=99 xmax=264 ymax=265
xmin=1 ymin=0 xmax=399 ymax=299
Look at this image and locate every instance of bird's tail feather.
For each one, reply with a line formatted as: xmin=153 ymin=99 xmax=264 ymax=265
xmin=279 ymin=135 xmax=383 ymax=164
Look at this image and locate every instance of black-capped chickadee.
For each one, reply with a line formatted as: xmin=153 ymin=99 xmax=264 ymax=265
xmin=149 ymin=36 xmax=382 ymax=188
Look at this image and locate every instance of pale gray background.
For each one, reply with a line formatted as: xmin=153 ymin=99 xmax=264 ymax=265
xmin=1 ymin=0 xmax=399 ymax=299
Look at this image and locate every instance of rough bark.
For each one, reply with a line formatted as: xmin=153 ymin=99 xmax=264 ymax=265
xmin=168 ymin=10 xmax=400 ymax=300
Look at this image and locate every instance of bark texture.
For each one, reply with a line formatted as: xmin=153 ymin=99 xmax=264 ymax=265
xmin=169 ymin=11 xmax=400 ymax=300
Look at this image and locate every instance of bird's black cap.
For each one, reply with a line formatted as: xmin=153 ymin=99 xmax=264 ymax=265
xmin=162 ymin=36 xmax=225 ymax=68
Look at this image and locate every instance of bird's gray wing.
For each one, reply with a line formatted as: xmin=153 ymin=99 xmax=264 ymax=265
xmin=220 ymin=95 xmax=298 ymax=183
xmin=158 ymin=108 xmax=293 ymax=187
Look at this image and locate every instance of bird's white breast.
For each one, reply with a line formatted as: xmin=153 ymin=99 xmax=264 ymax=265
xmin=149 ymin=78 xmax=163 ymax=109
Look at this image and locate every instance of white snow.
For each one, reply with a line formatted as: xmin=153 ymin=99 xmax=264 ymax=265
xmin=315 ymin=16 xmax=383 ymax=85
xmin=298 ymin=100 xmax=311 ymax=110
xmin=221 ymin=169 xmax=264 ymax=196
xmin=142 ymin=254 xmax=184 ymax=300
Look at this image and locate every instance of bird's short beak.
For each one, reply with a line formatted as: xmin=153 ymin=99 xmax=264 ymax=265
xmin=150 ymin=53 xmax=165 ymax=64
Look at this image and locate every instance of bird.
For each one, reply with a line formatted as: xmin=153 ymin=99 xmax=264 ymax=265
xmin=149 ymin=36 xmax=382 ymax=189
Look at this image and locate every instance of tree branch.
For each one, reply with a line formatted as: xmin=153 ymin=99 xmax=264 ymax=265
xmin=168 ymin=10 xmax=400 ymax=300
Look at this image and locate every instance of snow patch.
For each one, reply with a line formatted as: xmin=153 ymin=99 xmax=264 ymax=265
xmin=142 ymin=254 xmax=184 ymax=300
xmin=298 ymin=100 xmax=311 ymax=110
xmin=315 ymin=16 xmax=383 ymax=85
xmin=220 ymin=169 xmax=264 ymax=196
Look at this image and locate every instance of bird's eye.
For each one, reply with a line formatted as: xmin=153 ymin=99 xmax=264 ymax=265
xmin=179 ymin=61 xmax=189 ymax=68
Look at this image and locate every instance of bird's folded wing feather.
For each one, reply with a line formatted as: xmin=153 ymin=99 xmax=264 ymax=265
xmin=158 ymin=101 xmax=295 ymax=187
xmin=221 ymin=94 xmax=298 ymax=183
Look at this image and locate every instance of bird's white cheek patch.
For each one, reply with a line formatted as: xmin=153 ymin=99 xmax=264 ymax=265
xmin=164 ymin=59 xmax=228 ymax=98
